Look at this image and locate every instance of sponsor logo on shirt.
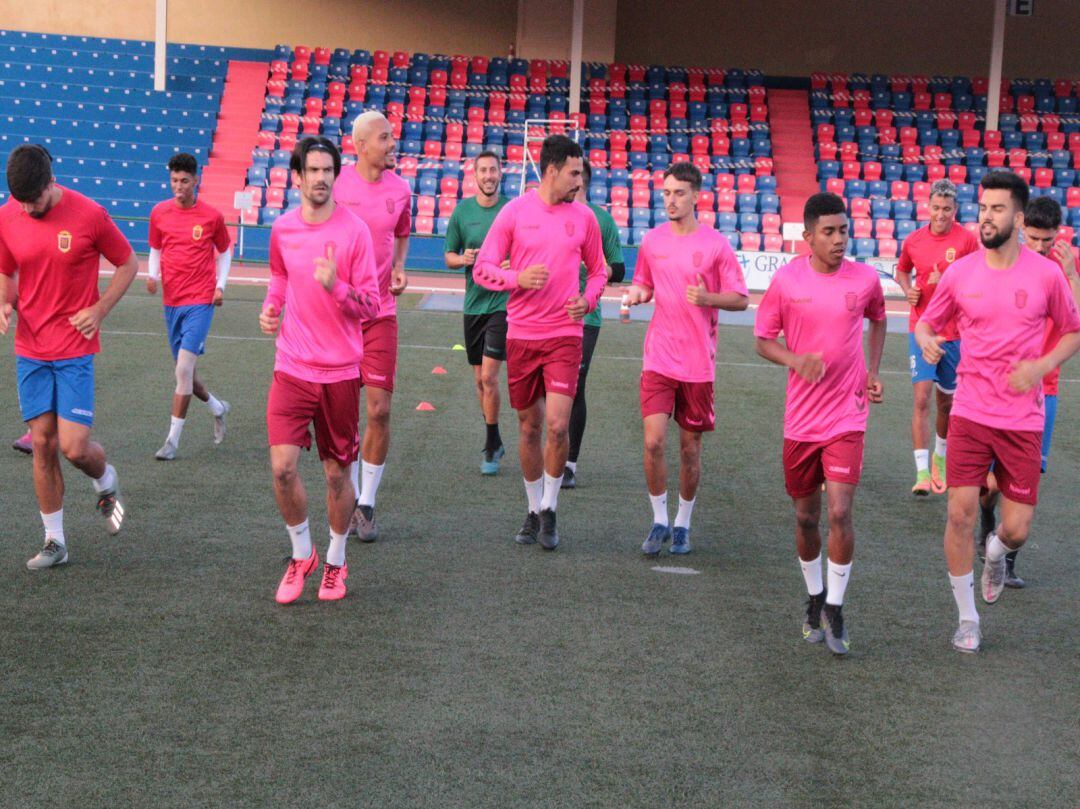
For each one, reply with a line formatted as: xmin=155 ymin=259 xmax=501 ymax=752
xmin=192 ymin=224 xmax=203 ymax=241
xmin=385 ymin=198 xmax=396 ymax=214
xmin=692 ymin=251 xmax=703 ymax=268
xmin=564 ymin=222 xmax=575 ymax=237
xmin=945 ymin=247 xmax=956 ymax=262
xmin=57 ymin=230 xmax=72 ymax=253
xmin=1015 ymin=289 xmax=1028 ymax=309
xmin=845 ymin=291 xmax=858 ymax=311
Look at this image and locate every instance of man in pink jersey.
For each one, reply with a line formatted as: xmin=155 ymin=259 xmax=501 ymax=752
xmin=0 ymin=144 xmax=138 ymax=569
xmin=333 ymin=110 xmax=411 ymax=543
xmin=146 ymin=152 xmax=233 ymax=460
xmin=473 ymin=135 xmax=606 ymax=550
xmin=916 ymin=171 xmax=1080 ymax=653
xmin=625 ymin=163 xmax=748 ymax=556
xmin=895 ymin=179 xmax=979 ymax=495
xmin=755 ymin=192 xmax=886 ymax=656
xmin=260 ymin=138 xmax=380 ymax=604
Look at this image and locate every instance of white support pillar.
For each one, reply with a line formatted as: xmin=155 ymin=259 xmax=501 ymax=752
xmin=985 ymin=0 xmax=1007 ymax=133
xmin=154 ymin=0 xmax=167 ymax=92
xmin=568 ymin=0 xmax=584 ymax=116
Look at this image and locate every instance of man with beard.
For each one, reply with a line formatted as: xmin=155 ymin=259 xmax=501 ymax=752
xmin=473 ymin=135 xmax=606 ymax=550
xmin=333 ymin=111 xmax=411 ymax=542
xmin=444 ymin=150 xmax=511 ymax=474
xmin=916 ymin=171 xmax=1080 ymax=653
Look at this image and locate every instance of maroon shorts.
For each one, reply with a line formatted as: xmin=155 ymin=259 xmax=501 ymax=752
xmin=266 ymin=371 xmax=361 ymax=465
xmin=947 ymin=415 xmax=1041 ymax=505
xmin=506 ymin=336 xmax=582 ymax=410
xmin=639 ymin=371 xmax=715 ymax=432
xmin=782 ymin=431 xmax=865 ymax=499
xmin=361 ymin=316 xmax=397 ymax=392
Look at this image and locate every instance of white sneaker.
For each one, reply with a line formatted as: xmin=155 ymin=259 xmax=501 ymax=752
xmin=213 ymin=401 xmax=230 ymax=445
xmin=952 ymin=620 xmax=981 ymax=653
xmin=27 ymin=539 xmax=69 ymax=570
xmin=981 ymin=555 xmax=1007 ymax=604
xmin=155 ymin=440 xmax=177 ymax=460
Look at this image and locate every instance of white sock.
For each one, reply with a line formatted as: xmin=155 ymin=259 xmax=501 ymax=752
xmin=565 ymin=460 xmax=577 ymax=473
xmin=286 ymin=519 xmax=312 ymax=560
xmin=949 ymin=572 xmax=979 ymax=623
xmin=986 ymin=532 xmax=1009 ymax=562
xmin=205 ymin=393 xmax=225 ymax=417
xmin=358 ymin=461 xmax=384 ymax=507
xmin=326 ymin=529 xmax=348 ymax=567
xmin=799 ymin=554 xmax=823 ymax=596
xmin=167 ymin=416 xmax=185 ymax=446
xmin=826 ymin=560 xmax=852 ymax=606
xmin=350 ymin=461 xmax=361 ymax=502
xmin=914 ymin=449 xmax=929 ymax=473
xmin=92 ymin=463 xmax=117 ymax=493
xmin=934 ymin=434 xmax=947 ymax=458
xmin=41 ymin=509 xmax=65 ymax=546
xmin=524 ymin=477 xmax=543 ymax=513
xmin=540 ymin=472 xmax=562 ymax=511
xmin=649 ymin=492 xmax=668 ymax=525
xmin=674 ymin=496 xmax=696 ymax=529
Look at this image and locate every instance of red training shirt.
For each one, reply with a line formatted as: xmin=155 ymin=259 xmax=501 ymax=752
xmin=148 ymin=198 xmax=231 ymax=307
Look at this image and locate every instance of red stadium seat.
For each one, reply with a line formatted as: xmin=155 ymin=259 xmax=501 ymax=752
xmin=916 ymin=201 xmax=930 ymax=221
xmin=416 ymin=196 xmax=436 ymax=217
xmin=414 ymin=215 xmax=434 ymax=235
xmin=269 ymin=167 xmax=289 ymax=188
xmin=853 ymin=108 xmax=873 ymax=128
xmin=423 ymin=140 xmax=442 ymax=159
xmin=842 ymin=161 xmax=861 ymax=180
xmin=737 ymin=174 xmax=756 ymax=193
xmin=696 ymin=191 xmax=716 ymax=211
xmin=611 ymin=205 xmax=629 ymax=227
xmin=396 ymin=156 xmax=417 ymax=176
xmin=328 ymin=81 xmax=346 ymax=101
xmin=763 ymin=233 xmax=784 ymax=252
xmin=715 ymin=174 xmax=736 ymax=192
xmin=741 ymin=232 xmax=762 ymax=251
xmin=716 ymin=189 xmax=736 ymax=211
xmin=437 ymin=197 xmax=457 ymax=218
xmin=925 ymin=164 xmax=945 ymax=182
xmin=729 ymin=103 xmax=748 ymax=121
xmin=370 ymin=66 xmax=388 ymax=85
xmin=891 ymin=181 xmax=911 ymax=200
xmin=278 ymin=132 xmax=296 ymax=150
xmin=762 ymin=213 xmax=781 ymax=234
xmin=958 ymin=112 xmax=977 ymax=130
xmin=693 ymin=155 xmax=711 ymax=174
xmin=948 ymin=164 xmax=967 ymax=184
xmin=293 ymin=45 xmax=311 ymax=63
xmin=304 ymin=97 xmax=323 ymax=117
xmin=878 ymin=127 xmax=897 ymax=145
xmin=961 ymin=129 xmax=981 ymax=148
xmin=874 ymin=219 xmax=895 ymax=239
xmin=1013 ymin=167 xmax=1032 ymax=184
xmin=699 ymin=210 xmax=716 ymax=228
xmin=850 ymin=198 xmax=871 ymax=219
xmin=429 ymin=69 xmax=447 ymax=87
xmin=265 ymin=188 xmax=285 ymax=209
xmin=1008 ymin=148 xmax=1028 ymax=168
xmin=984 ymin=130 xmax=1002 ymax=149
xmin=817 ymin=124 xmax=835 ymax=143
xmin=1068 ymin=187 xmax=1080 ymax=209
xmin=912 ymin=182 xmax=931 ymax=202
xmin=609 ymin=150 xmax=628 ymax=169
xmin=313 ymin=47 xmax=331 ymax=66
xmin=466 ymin=123 xmax=484 ymax=144
xmin=878 ymin=238 xmax=898 ymax=259
xmin=266 ymin=79 xmax=286 ymax=98
xmin=852 ymin=217 xmax=872 ymax=238
xmin=588 ymin=149 xmax=608 ymax=168
xmin=712 ymin=135 xmax=730 ymax=156
xmin=826 ymin=178 xmax=845 ymax=196
xmin=1034 ymin=168 xmax=1054 ymax=188
xmin=900 ymin=127 xmax=918 ymax=147
xmin=754 ymin=157 xmax=774 ymax=176
xmin=325 ymin=99 xmax=343 ymax=119
xmin=631 ymin=187 xmax=650 ymax=208
xmin=817 ymin=141 xmax=837 ymax=161
xmin=1047 ymin=131 xmax=1065 ymax=151
xmin=610 ymin=187 xmax=630 ymax=206
xmin=290 ymin=61 xmax=310 ymax=82
xmin=986 ymin=148 xmax=1006 ymax=167
xmin=863 ymin=162 xmax=882 ymax=181
xmin=256 ymin=130 xmax=276 ymax=149
xmin=874 ymin=109 xmax=894 ymax=129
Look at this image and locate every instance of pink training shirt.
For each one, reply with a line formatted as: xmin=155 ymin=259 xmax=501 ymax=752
xmin=920 ymin=245 xmax=1080 ymax=431
xmin=264 ymin=206 xmax=381 ymax=383
xmin=332 ymin=165 xmax=411 ymax=319
xmin=754 ymin=256 xmax=887 ymax=442
xmin=634 ymin=222 xmax=748 ymax=382
xmin=473 ymin=190 xmax=606 ymax=340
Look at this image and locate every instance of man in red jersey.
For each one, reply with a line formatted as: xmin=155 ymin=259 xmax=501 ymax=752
xmin=333 ymin=110 xmax=411 ymax=542
xmin=895 ymin=179 xmax=979 ymax=495
xmin=473 ymin=135 xmax=606 ymax=550
xmin=755 ymin=192 xmax=887 ymax=657
xmin=0 ymin=144 xmax=138 ymax=569
xmin=146 ymin=152 xmax=233 ymax=460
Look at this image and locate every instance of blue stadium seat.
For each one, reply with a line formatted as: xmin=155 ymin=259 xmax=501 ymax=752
xmin=853 ymin=238 xmax=877 ymax=258
xmin=717 ymin=212 xmax=738 ymax=232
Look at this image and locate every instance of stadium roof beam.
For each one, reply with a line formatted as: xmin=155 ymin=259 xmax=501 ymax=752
xmin=568 ymin=0 xmax=584 ymax=116
xmin=154 ymin=0 xmax=167 ymax=92
xmin=985 ymin=0 xmax=1007 ymax=133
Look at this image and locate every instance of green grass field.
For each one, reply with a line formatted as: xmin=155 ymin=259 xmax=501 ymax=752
xmin=1 ymin=283 xmax=1078 ymax=808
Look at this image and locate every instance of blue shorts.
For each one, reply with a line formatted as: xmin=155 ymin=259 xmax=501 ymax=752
xmin=16 ymin=354 xmax=96 ymax=426
xmin=909 ymin=333 xmax=960 ymax=393
xmin=164 ymin=304 xmax=215 ymax=359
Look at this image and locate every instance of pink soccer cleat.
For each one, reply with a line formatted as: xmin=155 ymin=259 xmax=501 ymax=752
xmin=13 ymin=431 xmax=32 ymax=455
xmin=318 ymin=563 xmax=348 ymax=601
xmin=275 ymin=548 xmax=319 ymax=604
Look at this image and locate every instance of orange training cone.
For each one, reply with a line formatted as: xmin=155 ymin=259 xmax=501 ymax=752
xmin=432 ymin=366 xmax=447 ymax=374
xmin=415 ymin=401 xmax=436 ymax=411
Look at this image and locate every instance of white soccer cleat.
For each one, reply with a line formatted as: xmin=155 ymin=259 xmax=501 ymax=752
xmin=155 ymin=440 xmax=177 ymax=461
xmin=213 ymin=401 xmax=230 ymax=445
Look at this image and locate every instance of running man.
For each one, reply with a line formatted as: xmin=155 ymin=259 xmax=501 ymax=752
xmin=261 ymin=137 xmax=380 ymax=604
xmin=147 ymin=152 xmax=233 ymax=460
xmin=754 ymin=192 xmax=887 ymax=656
xmin=444 ymin=150 xmax=510 ymax=474
xmin=976 ymin=196 xmax=1080 ymax=587
xmin=473 ymin=134 xmax=606 ymax=550
xmin=625 ymin=162 xmax=748 ymax=555
xmin=915 ymin=171 xmax=1080 ymax=653
xmin=894 ymin=179 xmax=979 ymax=495
xmin=333 ymin=110 xmax=411 ymax=541
xmin=563 ymin=157 xmax=626 ymax=490
xmin=0 ymin=144 xmax=138 ymax=568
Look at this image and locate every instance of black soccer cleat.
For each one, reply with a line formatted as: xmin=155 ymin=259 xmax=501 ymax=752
xmin=514 ymin=511 xmax=539 ymax=545
xmin=538 ymin=508 xmax=559 ymax=550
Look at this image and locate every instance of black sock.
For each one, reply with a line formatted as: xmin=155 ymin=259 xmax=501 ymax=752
xmin=1005 ymin=549 xmax=1019 ymax=564
xmin=485 ymin=423 xmax=501 ymax=454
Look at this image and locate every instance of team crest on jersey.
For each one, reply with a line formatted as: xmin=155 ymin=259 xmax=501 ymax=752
xmin=1015 ymin=289 xmax=1028 ymax=309
xmin=945 ymin=247 xmax=956 ymax=263
xmin=692 ymin=251 xmax=703 ymax=268
xmin=845 ymin=291 xmax=858 ymax=311
xmin=57 ymin=230 xmax=72 ymax=253
xmin=565 ymin=222 xmax=575 ymax=237
xmin=192 ymin=224 xmax=203 ymax=241
xmin=385 ymin=198 xmax=396 ymax=214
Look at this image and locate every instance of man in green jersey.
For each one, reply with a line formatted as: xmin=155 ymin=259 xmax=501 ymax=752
xmin=444 ymin=151 xmax=511 ymax=474
xmin=563 ymin=158 xmax=625 ymax=489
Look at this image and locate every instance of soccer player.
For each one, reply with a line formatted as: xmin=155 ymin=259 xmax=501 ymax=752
xmin=444 ymin=150 xmax=510 ymax=474
xmin=563 ymin=157 xmax=626 ymax=490
xmin=625 ymin=162 xmax=748 ymax=555
xmin=894 ymin=179 xmax=979 ymax=495
xmin=754 ymin=192 xmax=886 ymax=656
xmin=473 ymin=134 xmax=606 ymax=550
xmin=260 ymin=137 xmax=380 ymax=604
xmin=0 ymin=144 xmax=138 ymax=569
xmin=333 ymin=110 xmax=411 ymax=542
xmin=146 ymin=152 xmax=233 ymax=460
xmin=915 ymin=171 xmax=1080 ymax=653
xmin=976 ymin=196 xmax=1080 ymax=587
